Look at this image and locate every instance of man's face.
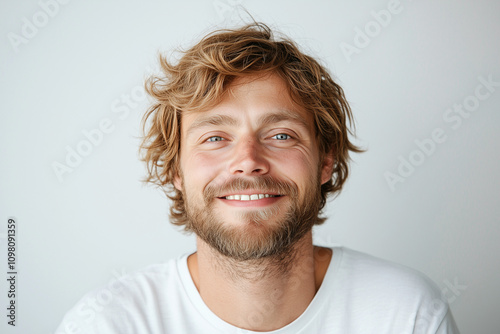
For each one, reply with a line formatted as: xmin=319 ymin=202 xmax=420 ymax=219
xmin=174 ymin=73 xmax=333 ymax=260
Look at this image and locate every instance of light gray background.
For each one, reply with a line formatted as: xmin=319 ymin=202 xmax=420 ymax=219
xmin=1 ymin=0 xmax=499 ymax=333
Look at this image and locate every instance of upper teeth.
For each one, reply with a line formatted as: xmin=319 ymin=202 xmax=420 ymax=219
xmin=224 ymin=194 xmax=277 ymax=201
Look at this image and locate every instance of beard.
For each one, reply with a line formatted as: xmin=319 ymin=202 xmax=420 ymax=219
xmin=182 ymin=172 xmax=323 ymax=262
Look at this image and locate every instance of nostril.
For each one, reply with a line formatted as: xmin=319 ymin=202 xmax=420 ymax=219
xmin=229 ymin=149 xmax=270 ymax=175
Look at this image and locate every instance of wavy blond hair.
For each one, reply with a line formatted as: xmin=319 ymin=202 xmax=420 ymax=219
xmin=140 ymin=22 xmax=362 ymax=230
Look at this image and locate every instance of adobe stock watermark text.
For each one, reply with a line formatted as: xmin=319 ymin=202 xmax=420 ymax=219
xmin=385 ymin=74 xmax=499 ymax=191
xmin=7 ymin=0 xmax=72 ymax=53
xmin=6 ymin=218 xmax=18 ymax=326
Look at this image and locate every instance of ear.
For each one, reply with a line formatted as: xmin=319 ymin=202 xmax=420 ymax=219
xmin=320 ymin=148 xmax=335 ymax=185
xmin=173 ymin=172 xmax=183 ymax=191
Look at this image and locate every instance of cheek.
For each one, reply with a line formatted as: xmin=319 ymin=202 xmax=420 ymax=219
xmin=182 ymin=151 xmax=225 ymax=186
xmin=270 ymin=150 xmax=319 ymax=183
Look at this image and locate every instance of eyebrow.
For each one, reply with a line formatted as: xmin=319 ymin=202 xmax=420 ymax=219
xmin=186 ymin=109 xmax=310 ymax=136
xmin=257 ymin=110 xmax=310 ymax=130
xmin=186 ymin=114 xmax=239 ymax=136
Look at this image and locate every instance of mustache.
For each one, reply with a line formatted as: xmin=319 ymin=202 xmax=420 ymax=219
xmin=204 ymin=176 xmax=298 ymax=202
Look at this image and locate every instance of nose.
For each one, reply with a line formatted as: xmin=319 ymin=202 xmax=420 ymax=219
xmin=229 ymin=138 xmax=270 ymax=176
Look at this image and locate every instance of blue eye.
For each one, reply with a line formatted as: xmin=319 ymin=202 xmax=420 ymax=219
xmin=272 ymin=134 xmax=291 ymax=140
xmin=207 ymin=136 xmax=224 ymax=142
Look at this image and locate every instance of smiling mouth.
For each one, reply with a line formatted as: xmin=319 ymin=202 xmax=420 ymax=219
xmin=220 ymin=194 xmax=282 ymax=201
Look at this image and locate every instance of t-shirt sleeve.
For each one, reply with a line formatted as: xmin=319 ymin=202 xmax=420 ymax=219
xmin=434 ymin=308 xmax=460 ymax=334
xmin=404 ymin=273 xmax=461 ymax=334
xmin=54 ymin=261 xmax=179 ymax=334
xmin=54 ymin=267 xmax=162 ymax=334
xmin=54 ymin=290 xmax=134 ymax=334
xmin=338 ymin=248 xmax=461 ymax=334
xmin=400 ymin=271 xmax=461 ymax=334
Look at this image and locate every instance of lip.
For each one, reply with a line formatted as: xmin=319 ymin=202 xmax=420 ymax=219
xmin=217 ymin=195 xmax=285 ymax=208
xmin=217 ymin=189 xmax=282 ymax=197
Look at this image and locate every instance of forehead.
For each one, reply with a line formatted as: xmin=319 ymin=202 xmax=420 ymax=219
xmin=182 ymin=73 xmax=314 ymax=132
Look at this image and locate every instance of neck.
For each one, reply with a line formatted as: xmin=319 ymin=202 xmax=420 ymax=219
xmin=187 ymin=231 xmax=332 ymax=331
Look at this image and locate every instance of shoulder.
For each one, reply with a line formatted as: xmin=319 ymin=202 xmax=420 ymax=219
xmin=336 ymin=247 xmax=443 ymax=299
xmin=327 ymin=247 xmax=458 ymax=332
xmin=55 ymin=256 xmax=186 ymax=334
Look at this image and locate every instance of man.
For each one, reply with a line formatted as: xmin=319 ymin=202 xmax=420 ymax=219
xmin=57 ymin=23 xmax=459 ymax=333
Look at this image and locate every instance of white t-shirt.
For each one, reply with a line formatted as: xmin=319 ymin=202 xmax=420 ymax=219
xmin=56 ymin=247 xmax=459 ymax=334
